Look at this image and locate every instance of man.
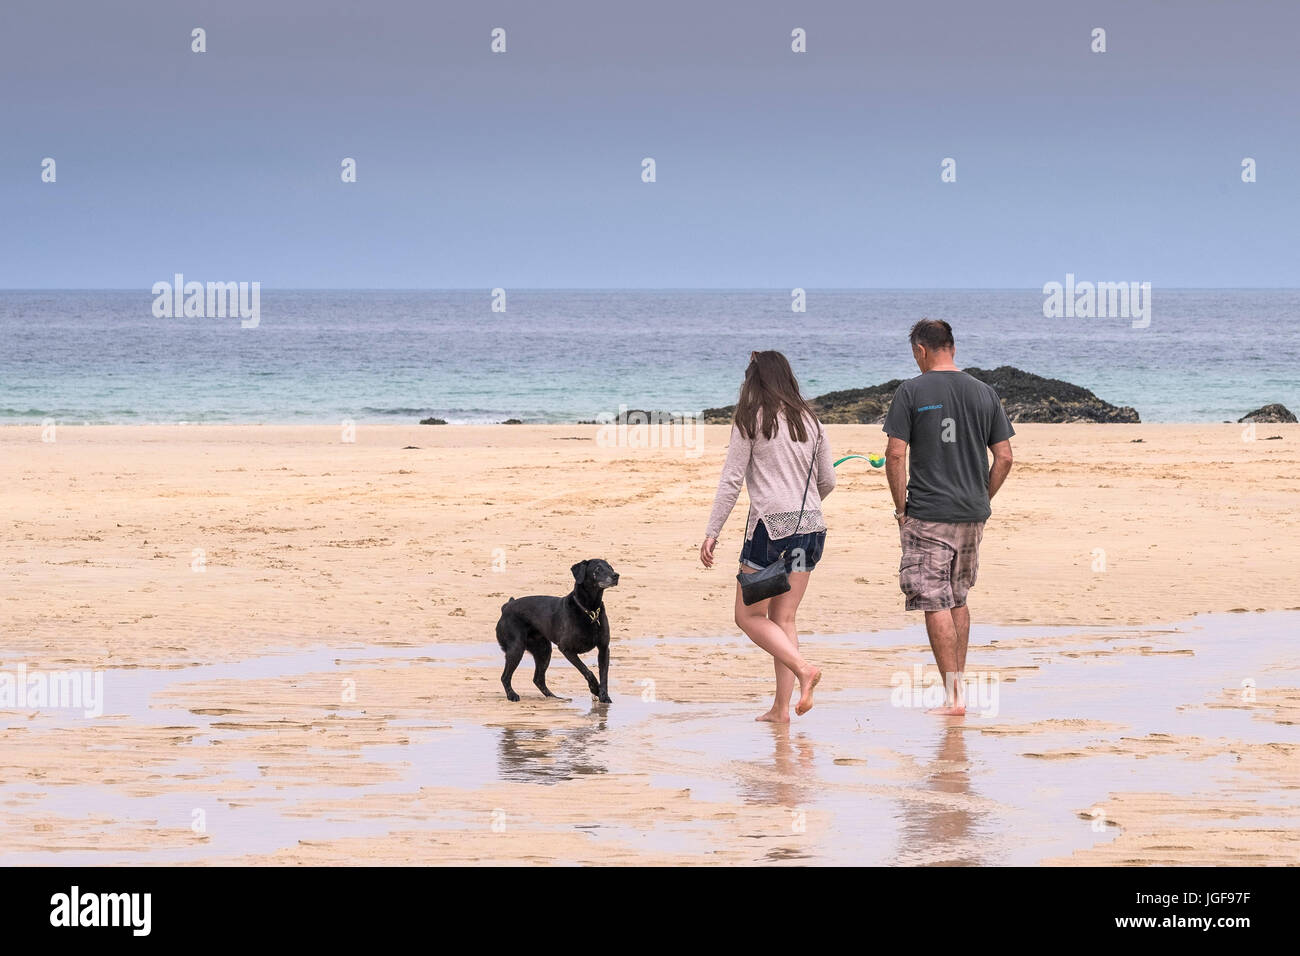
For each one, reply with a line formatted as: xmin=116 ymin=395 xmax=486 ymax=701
xmin=883 ymin=319 xmax=1014 ymax=716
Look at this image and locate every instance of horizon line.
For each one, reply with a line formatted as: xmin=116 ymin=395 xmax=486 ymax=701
xmin=2 ymin=286 xmax=1298 ymax=293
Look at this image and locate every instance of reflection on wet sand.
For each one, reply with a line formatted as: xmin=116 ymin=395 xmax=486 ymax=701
xmin=897 ymin=724 xmax=986 ymax=866
xmin=734 ymin=724 xmax=818 ymax=862
xmin=495 ymin=706 xmax=610 ymax=783
xmin=5 ymin=612 xmax=1293 ymax=864
xmin=740 ymin=724 xmax=817 ymax=807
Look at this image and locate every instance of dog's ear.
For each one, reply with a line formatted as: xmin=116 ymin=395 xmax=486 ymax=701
xmin=571 ymin=560 xmax=588 ymax=584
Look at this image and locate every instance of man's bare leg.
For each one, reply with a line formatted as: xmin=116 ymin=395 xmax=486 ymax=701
xmin=923 ymin=607 xmax=966 ymax=715
xmin=952 ymin=603 xmax=970 ymax=673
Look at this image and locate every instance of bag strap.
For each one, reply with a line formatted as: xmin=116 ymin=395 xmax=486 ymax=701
xmin=793 ymin=424 xmax=821 ymax=537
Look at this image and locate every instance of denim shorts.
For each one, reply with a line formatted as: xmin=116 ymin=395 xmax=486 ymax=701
xmin=740 ymin=519 xmax=827 ymax=573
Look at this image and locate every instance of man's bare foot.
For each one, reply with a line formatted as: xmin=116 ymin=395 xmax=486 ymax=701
xmin=795 ymin=666 xmax=821 ymax=716
xmin=756 ymin=708 xmax=790 ymax=723
xmin=925 ymin=704 xmax=966 ymax=716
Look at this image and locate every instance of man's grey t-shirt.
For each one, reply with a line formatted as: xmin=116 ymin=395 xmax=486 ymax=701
xmin=882 ymin=370 xmax=1015 ymax=524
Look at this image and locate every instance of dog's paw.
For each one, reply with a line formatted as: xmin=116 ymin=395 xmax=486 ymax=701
xmin=506 ymin=691 xmax=521 ymax=702
xmin=598 ymin=693 xmax=613 ymax=704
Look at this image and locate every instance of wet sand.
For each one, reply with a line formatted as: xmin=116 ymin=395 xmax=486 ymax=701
xmin=1 ymin=423 xmax=1298 ymax=864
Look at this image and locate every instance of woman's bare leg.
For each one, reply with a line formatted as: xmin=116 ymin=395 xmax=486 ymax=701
xmin=735 ymin=569 xmax=820 ymax=720
xmin=772 ymin=573 xmax=819 ymax=715
xmin=763 ymin=572 xmax=810 ymax=719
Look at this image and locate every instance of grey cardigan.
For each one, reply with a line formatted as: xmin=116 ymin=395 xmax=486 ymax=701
xmin=705 ymin=413 xmax=835 ymax=541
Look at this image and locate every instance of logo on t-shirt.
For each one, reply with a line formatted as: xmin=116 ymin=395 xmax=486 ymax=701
xmin=916 ymin=403 xmax=943 ymax=412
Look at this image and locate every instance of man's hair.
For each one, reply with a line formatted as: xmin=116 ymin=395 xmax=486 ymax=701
xmin=909 ymin=318 xmax=954 ymax=352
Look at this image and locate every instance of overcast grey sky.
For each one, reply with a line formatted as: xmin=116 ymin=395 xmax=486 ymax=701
xmin=2 ymin=0 xmax=1297 ymax=287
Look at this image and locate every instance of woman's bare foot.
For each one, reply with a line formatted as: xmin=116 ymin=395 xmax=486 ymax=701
xmin=756 ymin=708 xmax=790 ymax=723
xmin=795 ymin=666 xmax=821 ymax=716
xmin=925 ymin=704 xmax=966 ymax=716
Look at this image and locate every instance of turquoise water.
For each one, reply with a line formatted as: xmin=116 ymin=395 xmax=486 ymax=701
xmin=1 ymin=289 xmax=1295 ymax=423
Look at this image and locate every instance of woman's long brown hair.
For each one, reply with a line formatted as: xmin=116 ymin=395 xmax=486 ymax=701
xmin=732 ymin=350 xmax=817 ymax=442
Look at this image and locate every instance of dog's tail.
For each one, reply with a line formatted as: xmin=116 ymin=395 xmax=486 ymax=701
xmin=493 ymin=595 xmax=514 ymax=655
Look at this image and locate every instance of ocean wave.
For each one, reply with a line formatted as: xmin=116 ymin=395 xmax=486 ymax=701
xmin=359 ymin=407 xmax=441 ymax=416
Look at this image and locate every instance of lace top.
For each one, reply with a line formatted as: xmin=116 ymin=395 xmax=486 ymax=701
xmin=705 ymin=413 xmax=836 ymax=541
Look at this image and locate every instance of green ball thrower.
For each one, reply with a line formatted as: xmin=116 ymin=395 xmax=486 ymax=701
xmin=834 ymin=453 xmax=885 ymax=469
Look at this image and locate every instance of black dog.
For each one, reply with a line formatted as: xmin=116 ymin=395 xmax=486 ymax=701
xmin=496 ymin=559 xmax=618 ymax=703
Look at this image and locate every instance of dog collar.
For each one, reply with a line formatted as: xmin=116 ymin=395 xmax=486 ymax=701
xmin=571 ymin=594 xmax=602 ymax=625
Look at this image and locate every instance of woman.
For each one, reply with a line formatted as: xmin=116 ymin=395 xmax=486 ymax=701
xmin=700 ymin=351 xmax=835 ymax=721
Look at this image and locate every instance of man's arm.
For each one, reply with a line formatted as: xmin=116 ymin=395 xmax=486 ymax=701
xmin=988 ymin=439 xmax=1013 ymax=500
xmin=885 ymin=435 xmax=909 ymax=522
xmin=881 ymin=385 xmax=912 ymax=525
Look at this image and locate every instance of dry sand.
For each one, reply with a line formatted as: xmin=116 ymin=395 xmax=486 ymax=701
xmin=1 ymin=423 xmax=1297 ymax=865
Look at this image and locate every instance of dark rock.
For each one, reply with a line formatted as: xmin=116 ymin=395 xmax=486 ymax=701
xmin=1237 ymin=403 xmax=1296 ymax=424
xmin=964 ymin=367 xmax=1140 ymax=423
xmin=418 ymin=417 xmax=447 ymax=425
xmin=621 ymin=409 xmax=693 ymax=425
xmin=800 ymin=380 xmax=905 ymax=425
xmin=501 ymin=418 xmax=523 ymax=425
xmin=702 ymin=366 xmax=1139 ymax=425
xmin=700 ymin=404 xmax=738 ymax=424
xmin=581 ymin=409 xmax=696 ymax=425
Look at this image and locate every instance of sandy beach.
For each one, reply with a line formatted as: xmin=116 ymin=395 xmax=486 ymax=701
xmin=2 ymin=422 xmax=1298 ymax=865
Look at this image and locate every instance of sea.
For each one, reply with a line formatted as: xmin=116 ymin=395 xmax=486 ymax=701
xmin=1 ymin=289 xmax=1295 ymax=424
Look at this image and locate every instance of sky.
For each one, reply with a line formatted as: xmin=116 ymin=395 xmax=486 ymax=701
xmin=2 ymin=0 xmax=1298 ymax=288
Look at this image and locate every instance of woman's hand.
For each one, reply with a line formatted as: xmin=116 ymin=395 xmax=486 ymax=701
xmin=699 ymin=537 xmax=717 ymax=568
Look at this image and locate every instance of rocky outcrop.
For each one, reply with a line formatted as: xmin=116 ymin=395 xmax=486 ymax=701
xmin=796 ymin=381 xmax=905 ymax=425
xmin=1237 ymin=403 xmax=1296 ymax=424
xmin=577 ymin=410 xmax=694 ymax=425
xmin=963 ymin=367 xmax=1140 ymax=424
xmin=701 ymin=366 xmax=1140 ymax=424
xmin=418 ymin=417 xmax=447 ymax=425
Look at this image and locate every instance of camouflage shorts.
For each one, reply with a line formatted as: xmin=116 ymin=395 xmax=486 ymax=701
xmin=898 ymin=517 xmax=985 ymax=611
